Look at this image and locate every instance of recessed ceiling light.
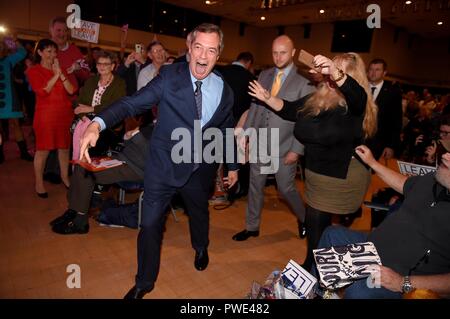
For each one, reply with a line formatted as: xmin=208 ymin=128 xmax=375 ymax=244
xmin=0 ymin=26 xmax=7 ymax=33
xmin=260 ymin=16 xmax=266 ymax=21
xmin=437 ymin=21 xmax=443 ymax=25
xmin=99 ymin=16 xmax=102 ymax=19
xmin=319 ymin=9 xmax=325 ymax=14
xmin=205 ymin=0 xmax=211 ymax=4
xmin=405 ymin=1 xmax=412 ymax=5
xmin=162 ymin=10 xmax=167 ymax=14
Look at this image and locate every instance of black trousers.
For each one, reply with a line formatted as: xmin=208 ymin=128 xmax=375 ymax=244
xmin=68 ymin=164 xmax=142 ymax=214
xmin=136 ymin=164 xmax=217 ymax=290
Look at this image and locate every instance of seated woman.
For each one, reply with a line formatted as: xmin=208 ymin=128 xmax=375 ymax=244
xmin=248 ymin=53 xmax=377 ymax=270
xmin=72 ymin=50 xmax=126 ymax=160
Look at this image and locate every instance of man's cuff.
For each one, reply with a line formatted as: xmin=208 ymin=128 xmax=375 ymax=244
xmin=92 ymin=117 xmax=106 ymax=131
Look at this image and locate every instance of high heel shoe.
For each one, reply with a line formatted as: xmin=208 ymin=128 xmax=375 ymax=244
xmin=37 ymin=192 xmax=48 ymax=198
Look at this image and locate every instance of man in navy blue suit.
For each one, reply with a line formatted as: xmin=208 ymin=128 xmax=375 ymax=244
xmin=79 ymin=23 xmax=238 ymax=299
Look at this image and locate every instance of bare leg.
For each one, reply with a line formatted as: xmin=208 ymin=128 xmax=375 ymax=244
xmin=34 ymin=150 xmax=50 ymax=193
xmin=58 ymin=149 xmax=70 ymax=187
xmin=10 ymin=118 xmax=25 ymax=142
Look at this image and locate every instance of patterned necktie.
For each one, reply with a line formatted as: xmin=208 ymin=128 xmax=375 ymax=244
xmin=271 ymin=70 xmax=284 ymax=96
xmin=194 ymin=81 xmax=203 ymax=119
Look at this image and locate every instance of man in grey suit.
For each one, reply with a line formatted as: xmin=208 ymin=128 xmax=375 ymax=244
xmin=232 ymin=35 xmax=315 ymax=241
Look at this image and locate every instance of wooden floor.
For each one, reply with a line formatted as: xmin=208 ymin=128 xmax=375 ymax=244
xmin=0 ymin=130 xmax=388 ymax=299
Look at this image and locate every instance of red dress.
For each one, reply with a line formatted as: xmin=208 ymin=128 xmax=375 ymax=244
xmin=26 ymin=65 xmax=76 ymax=150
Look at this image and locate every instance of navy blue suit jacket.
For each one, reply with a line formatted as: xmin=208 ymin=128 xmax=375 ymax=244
xmin=98 ymin=62 xmax=238 ymax=188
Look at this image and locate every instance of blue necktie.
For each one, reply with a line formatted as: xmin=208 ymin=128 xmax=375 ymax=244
xmin=194 ymin=81 xmax=202 ymax=120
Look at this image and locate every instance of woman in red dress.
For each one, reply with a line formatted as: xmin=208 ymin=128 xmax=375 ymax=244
xmin=26 ymin=39 xmax=76 ymax=197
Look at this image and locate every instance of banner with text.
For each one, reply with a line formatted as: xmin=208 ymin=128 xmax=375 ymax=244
xmin=71 ymin=20 xmax=100 ymax=43
xmin=397 ymin=160 xmax=436 ymax=176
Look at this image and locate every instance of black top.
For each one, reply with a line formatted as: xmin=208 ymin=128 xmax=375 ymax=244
xmin=217 ymin=64 xmax=256 ymax=125
xmin=369 ymin=173 xmax=450 ymax=276
xmin=276 ymin=75 xmax=367 ymax=179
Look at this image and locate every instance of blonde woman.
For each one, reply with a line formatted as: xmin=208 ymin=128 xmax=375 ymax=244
xmin=249 ymin=53 xmax=377 ymax=270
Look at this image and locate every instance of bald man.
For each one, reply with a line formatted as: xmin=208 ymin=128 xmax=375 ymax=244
xmin=232 ymin=35 xmax=315 ymax=241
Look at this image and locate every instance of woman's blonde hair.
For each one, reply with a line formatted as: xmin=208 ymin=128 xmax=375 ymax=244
xmin=302 ymin=52 xmax=377 ymax=139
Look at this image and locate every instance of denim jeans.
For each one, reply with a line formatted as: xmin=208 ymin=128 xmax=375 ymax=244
xmin=313 ymin=225 xmax=402 ymax=299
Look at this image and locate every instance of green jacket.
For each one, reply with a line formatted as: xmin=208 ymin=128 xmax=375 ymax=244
xmin=76 ymin=74 xmax=126 ymax=115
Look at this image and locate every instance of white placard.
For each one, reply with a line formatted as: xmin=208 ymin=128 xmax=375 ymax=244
xmin=397 ymin=160 xmax=436 ymax=176
xmin=313 ymin=242 xmax=381 ymax=289
xmin=71 ymin=20 xmax=100 ymax=43
xmin=281 ymin=259 xmax=317 ymax=298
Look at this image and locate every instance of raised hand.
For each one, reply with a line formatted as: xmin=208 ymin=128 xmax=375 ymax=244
xmin=52 ymin=58 xmax=62 ymax=76
xmin=248 ymin=80 xmax=270 ymax=102
xmin=313 ymin=54 xmax=337 ymax=76
xmin=125 ymin=52 xmax=137 ymax=67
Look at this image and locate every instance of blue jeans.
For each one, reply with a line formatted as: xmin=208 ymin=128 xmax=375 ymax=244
xmin=314 ymin=226 xmax=402 ymax=299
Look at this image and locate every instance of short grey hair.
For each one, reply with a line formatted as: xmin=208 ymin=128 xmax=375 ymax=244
xmin=191 ymin=23 xmax=224 ymax=54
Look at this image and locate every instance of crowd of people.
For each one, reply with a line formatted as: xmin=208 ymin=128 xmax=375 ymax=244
xmin=1 ymin=15 xmax=449 ymax=300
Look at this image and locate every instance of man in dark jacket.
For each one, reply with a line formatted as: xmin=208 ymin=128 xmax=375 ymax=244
xmin=366 ymin=58 xmax=403 ymax=160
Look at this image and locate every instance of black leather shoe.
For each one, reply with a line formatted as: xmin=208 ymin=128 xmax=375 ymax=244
xmin=49 ymin=209 xmax=77 ymax=226
xmin=52 ymin=220 xmax=89 ymax=235
xmin=123 ymin=285 xmax=154 ymax=299
xmin=298 ymin=221 xmax=307 ymax=239
xmin=194 ymin=249 xmax=209 ymax=271
xmin=232 ymin=229 xmax=259 ymax=241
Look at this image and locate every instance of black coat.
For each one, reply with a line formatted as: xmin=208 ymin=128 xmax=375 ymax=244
xmin=367 ymin=81 xmax=403 ymax=159
xmin=217 ymin=64 xmax=256 ymax=124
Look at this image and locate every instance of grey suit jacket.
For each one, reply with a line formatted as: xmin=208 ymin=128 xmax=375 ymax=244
xmin=244 ymin=64 xmax=315 ymax=158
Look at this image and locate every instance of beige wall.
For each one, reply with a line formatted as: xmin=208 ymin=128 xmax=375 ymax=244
xmin=1 ymin=0 xmax=448 ymax=87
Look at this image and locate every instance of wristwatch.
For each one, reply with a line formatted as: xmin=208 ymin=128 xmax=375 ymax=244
xmin=401 ymin=276 xmax=414 ymax=293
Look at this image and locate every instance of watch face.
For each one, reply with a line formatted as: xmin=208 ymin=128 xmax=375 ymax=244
xmin=403 ymin=284 xmax=413 ymax=293
xmin=402 ymin=277 xmax=413 ymax=293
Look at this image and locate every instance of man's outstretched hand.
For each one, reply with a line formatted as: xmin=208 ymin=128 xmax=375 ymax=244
xmin=79 ymin=122 xmax=101 ymax=163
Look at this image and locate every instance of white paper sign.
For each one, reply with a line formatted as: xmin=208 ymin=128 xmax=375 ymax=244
xmin=281 ymin=259 xmax=317 ymax=298
xmin=313 ymin=242 xmax=381 ymax=289
xmin=397 ymin=160 xmax=436 ymax=176
xmin=71 ymin=20 xmax=100 ymax=43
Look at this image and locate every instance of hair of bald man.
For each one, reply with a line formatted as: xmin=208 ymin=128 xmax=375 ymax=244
xmin=272 ymin=35 xmax=295 ymax=49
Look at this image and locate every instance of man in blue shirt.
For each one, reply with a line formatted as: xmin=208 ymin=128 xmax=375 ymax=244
xmin=78 ymin=23 xmax=238 ymax=299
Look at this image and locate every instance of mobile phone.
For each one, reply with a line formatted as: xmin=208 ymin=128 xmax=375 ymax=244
xmin=135 ymin=43 xmax=143 ymax=53
xmin=298 ymin=49 xmax=315 ymax=70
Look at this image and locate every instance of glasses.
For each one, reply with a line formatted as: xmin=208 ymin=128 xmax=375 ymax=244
xmin=439 ymin=130 xmax=450 ymax=137
xmin=96 ymin=62 xmax=112 ymax=66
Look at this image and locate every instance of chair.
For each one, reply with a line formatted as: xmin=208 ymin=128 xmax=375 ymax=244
xmin=117 ymin=181 xmax=179 ymax=229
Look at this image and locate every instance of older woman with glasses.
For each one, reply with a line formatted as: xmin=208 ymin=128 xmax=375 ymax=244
xmin=72 ymin=50 xmax=126 ymax=160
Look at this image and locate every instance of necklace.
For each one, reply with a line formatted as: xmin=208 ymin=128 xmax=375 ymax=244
xmin=99 ymin=74 xmax=113 ymax=87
